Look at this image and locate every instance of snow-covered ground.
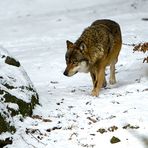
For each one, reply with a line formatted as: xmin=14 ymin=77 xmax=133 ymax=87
xmin=0 ymin=0 xmax=148 ymax=147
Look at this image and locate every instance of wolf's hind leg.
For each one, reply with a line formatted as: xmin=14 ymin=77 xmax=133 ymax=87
xmin=102 ymin=75 xmax=107 ymax=87
xmin=109 ymin=59 xmax=117 ymax=85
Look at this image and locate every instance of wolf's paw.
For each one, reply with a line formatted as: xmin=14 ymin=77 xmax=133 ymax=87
xmin=91 ymin=89 xmax=99 ymax=97
xmin=102 ymin=80 xmax=107 ymax=88
xmin=109 ymin=78 xmax=116 ymax=85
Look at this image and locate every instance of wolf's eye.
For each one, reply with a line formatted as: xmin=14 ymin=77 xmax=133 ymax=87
xmin=72 ymin=61 xmax=78 ymax=65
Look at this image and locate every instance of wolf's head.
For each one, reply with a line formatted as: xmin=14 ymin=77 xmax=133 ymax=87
xmin=63 ymin=40 xmax=89 ymax=77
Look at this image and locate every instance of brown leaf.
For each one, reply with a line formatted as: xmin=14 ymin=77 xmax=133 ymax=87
xmin=97 ymin=128 xmax=107 ymax=134
xmin=108 ymin=126 xmax=118 ymax=132
xmin=32 ymin=115 xmax=42 ymax=120
xmin=143 ymin=88 xmax=148 ymax=92
xmin=133 ymin=42 xmax=148 ymax=53
xmin=42 ymin=119 xmax=52 ymax=122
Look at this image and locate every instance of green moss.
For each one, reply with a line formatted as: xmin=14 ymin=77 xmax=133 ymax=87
xmin=0 ymin=114 xmax=16 ymax=134
xmin=4 ymin=93 xmax=33 ymax=117
xmin=0 ymin=89 xmax=4 ymax=95
xmin=4 ymin=83 xmax=15 ymax=89
xmin=7 ymin=107 xmax=18 ymax=117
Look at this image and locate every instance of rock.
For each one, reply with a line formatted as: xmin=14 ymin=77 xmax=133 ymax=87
xmin=5 ymin=56 xmax=20 ymax=67
xmin=0 ymin=47 xmax=39 ymax=136
xmin=110 ymin=136 xmax=121 ymax=144
xmin=97 ymin=128 xmax=107 ymax=134
xmin=0 ymin=137 xmax=13 ymax=148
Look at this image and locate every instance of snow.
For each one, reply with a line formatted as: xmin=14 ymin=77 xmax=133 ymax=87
xmin=0 ymin=0 xmax=148 ymax=147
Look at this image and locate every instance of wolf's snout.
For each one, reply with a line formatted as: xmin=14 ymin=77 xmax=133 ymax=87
xmin=63 ymin=70 xmax=68 ymax=76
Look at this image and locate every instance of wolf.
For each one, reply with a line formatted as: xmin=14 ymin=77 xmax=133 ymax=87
xmin=63 ymin=19 xmax=122 ymax=96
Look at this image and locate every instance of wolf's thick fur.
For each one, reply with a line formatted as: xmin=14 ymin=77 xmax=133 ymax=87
xmin=64 ymin=19 xmax=122 ymax=96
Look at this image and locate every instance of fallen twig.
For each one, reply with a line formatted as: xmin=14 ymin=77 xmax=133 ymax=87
xmin=20 ymin=134 xmax=36 ymax=148
xmin=123 ymin=43 xmax=136 ymax=46
xmin=25 ymin=128 xmax=47 ymax=146
xmin=29 ymin=132 xmax=47 ymax=146
xmin=87 ymin=117 xmax=97 ymax=123
xmin=32 ymin=115 xmax=52 ymax=122
xmin=69 ymin=132 xmax=78 ymax=140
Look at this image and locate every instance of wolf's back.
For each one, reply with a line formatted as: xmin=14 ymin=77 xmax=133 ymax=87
xmin=91 ymin=19 xmax=122 ymax=43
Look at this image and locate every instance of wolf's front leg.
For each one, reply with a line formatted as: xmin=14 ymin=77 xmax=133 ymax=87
xmin=90 ymin=71 xmax=96 ymax=88
xmin=90 ymin=71 xmax=106 ymax=88
xmin=91 ymin=67 xmax=105 ymax=96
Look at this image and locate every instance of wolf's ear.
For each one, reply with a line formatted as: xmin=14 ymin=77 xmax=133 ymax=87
xmin=66 ymin=40 xmax=74 ymax=50
xmin=79 ymin=42 xmax=87 ymax=51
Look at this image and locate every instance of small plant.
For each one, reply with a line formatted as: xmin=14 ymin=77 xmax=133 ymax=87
xmin=133 ymin=42 xmax=148 ymax=63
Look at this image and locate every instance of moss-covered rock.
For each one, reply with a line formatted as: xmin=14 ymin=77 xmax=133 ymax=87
xmin=0 ymin=47 xmax=39 ymax=136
